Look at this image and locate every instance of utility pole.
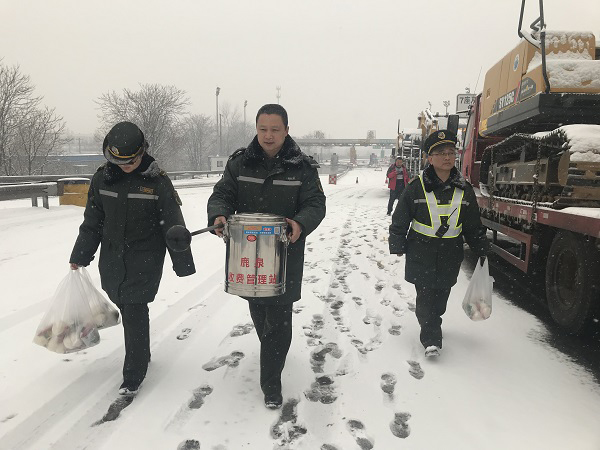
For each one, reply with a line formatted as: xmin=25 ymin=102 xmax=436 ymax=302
xmin=276 ymin=86 xmax=281 ymax=104
xmin=219 ymin=113 xmax=223 ymax=154
xmin=243 ymin=100 xmax=247 ymax=126
xmin=215 ymin=87 xmax=220 ymax=154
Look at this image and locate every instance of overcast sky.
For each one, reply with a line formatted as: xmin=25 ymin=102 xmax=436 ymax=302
xmin=1 ymin=0 xmax=599 ymax=140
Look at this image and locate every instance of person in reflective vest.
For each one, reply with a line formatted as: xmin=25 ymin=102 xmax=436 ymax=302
xmin=388 ymin=130 xmax=489 ymax=357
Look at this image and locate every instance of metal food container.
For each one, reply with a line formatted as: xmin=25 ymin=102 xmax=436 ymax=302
xmin=223 ymin=213 xmax=289 ymax=297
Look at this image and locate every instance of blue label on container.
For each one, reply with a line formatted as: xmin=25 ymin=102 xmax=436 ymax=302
xmin=243 ymin=226 xmax=276 ymax=235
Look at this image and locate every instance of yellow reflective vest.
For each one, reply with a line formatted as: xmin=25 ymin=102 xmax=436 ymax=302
xmin=410 ymin=176 xmax=464 ymax=238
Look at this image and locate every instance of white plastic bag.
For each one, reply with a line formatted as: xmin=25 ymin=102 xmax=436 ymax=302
xmin=33 ymin=270 xmax=100 ymax=353
xmin=462 ymin=258 xmax=494 ymax=321
xmin=79 ymin=267 xmax=121 ymax=329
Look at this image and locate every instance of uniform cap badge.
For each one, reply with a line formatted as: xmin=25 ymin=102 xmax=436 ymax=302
xmin=438 ymin=132 xmax=445 ymax=139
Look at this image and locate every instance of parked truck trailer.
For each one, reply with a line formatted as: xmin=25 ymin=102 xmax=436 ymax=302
xmin=460 ymin=0 xmax=600 ymax=334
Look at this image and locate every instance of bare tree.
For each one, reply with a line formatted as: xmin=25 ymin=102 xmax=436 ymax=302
xmin=178 ymin=114 xmax=215 ymax=170
xmin=96 ymin=84 xmax=189 ymax=160
xmin=12 ymin=106 xmax=69 ymax=175
xmin=301 ymin=130 xmax=326 ymax=139
xmin=0 ymin=61 xmax=40 ymax=175
xmin=218 ymin=103 xmax=253 ymax=154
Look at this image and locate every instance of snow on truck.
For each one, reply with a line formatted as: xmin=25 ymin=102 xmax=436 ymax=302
xmin=459 ymin=0 xmax=600 ymax=334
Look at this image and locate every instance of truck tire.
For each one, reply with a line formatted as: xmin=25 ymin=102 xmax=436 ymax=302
xmin=545 ymin=231 xmax=600 ymax=334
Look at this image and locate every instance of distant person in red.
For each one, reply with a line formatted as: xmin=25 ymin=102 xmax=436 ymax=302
xmin=386 ymin=156 xmax=409 ymax=215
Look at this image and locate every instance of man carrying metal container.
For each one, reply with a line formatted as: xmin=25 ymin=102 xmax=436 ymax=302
xmin=207 ymin=104 xmax=326 ymax=409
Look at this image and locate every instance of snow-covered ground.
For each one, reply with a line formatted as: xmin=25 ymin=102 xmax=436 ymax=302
xmin=1 ymin=168 xmax=600 ymax=450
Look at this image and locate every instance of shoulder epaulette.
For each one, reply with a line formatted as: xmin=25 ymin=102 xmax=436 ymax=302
xmin=159 ymin=169 xmax=167 ymax=176
xmin=229 ymin=148 xmax=246 ymax=160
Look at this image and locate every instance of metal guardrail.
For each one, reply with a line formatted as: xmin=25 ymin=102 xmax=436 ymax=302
xmin=0 ymin=182 xmax=61 ymax=209
xmin=0 ymin=170 xmax=223 ymax=185
xmin=168 ymin=170 xmax=223 ymax=180
xmin=0 ymin=171 xmax=223 ymax=209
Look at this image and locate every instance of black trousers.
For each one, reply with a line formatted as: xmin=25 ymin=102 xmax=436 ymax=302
xmin=387 ymin=189 xmax=402 ymax=214
xmin=118 ymin=304 xmax=150 ymax=384
xmin=415 ymin=286 xmax=451 ymax=348
xmin=248 ymin=303 xmax=293 ymax=396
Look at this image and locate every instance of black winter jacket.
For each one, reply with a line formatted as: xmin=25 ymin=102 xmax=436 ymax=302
xmin=389 ymin=165 xmax=489 ymax=288
xmin=207 ymin=135 xmax=326 ymax=305
xmin=70 ymin=154 xmax=195 ymax=304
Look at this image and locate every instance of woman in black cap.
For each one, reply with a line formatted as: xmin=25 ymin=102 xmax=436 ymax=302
xmin=388 ymin=130 xmax=489 ymax=357
xmin=69 ymin=121 xmax=195 ymax=395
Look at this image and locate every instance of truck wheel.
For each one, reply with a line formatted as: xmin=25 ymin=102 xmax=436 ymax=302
xmin=545 ymin=231 xmax=600 ymax=334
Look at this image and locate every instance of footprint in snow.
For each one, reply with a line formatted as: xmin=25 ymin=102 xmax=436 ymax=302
xmin=303 ymin=314 xmax=325 ymax=340
xmin=92 ymin=396 xmax=135 ymax=426
xmin=350 ymin=334 xmax=383 ymax=354
xmin=1 ymin=414 xmax=17 ymax=423
xmin=392 ymin=304 xmax=405 ymax=318
xmin=271 ymin=398 xmax=307 ymax=447
xmin=330 ymin=300 xmax=344 ymax=310
xmin=388 ymin=324 xmax=402 ymax=336
xmin=392 ymin=283 xmax=408 ymax=296
xmin=293 ymin=305 xmax=305 ymax=314
xmin=346 ymin=419 xmax=374 ymax=450
xmin=380 ymin=372 xmax=397 ymax=395
xmin=330 ymin=309 xmax=346 ymax=330
xmin=407 ymin=360 xmax=424 ymax=380
xmin=202 ymin=351 xmax=245 ymax=371
xmin=321 ymin=445 xmax=340 ymax=450
xmin=229 ymin=322 xmax=254 ymax=337
xmin=177 ymin=328 xmax=192 ymax=340
xmin=374 ymin=280 xmax=386 ymax=291
xmin=363 ymin=309 xmax=382 ymax=326
xmin=310 ymin=343 xmax=342 ymax=373
xmin=187 ymin=303 xmax=206 ymax=312
xmin=304 ymin=375 xmax=338 ymax=404
xmin=188 ymin=384 xmax=213 ymax=409
xmin=352 ymin=296 xmax=364 ymax=306
xmin=177 ymin=439 xmax=201 ymax=450
xmin=390 ymin=412 xmax=411 ymax=439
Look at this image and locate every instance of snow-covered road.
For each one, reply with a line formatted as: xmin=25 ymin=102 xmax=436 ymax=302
xmin=1 ymin=168 xmax=599 ymax=450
